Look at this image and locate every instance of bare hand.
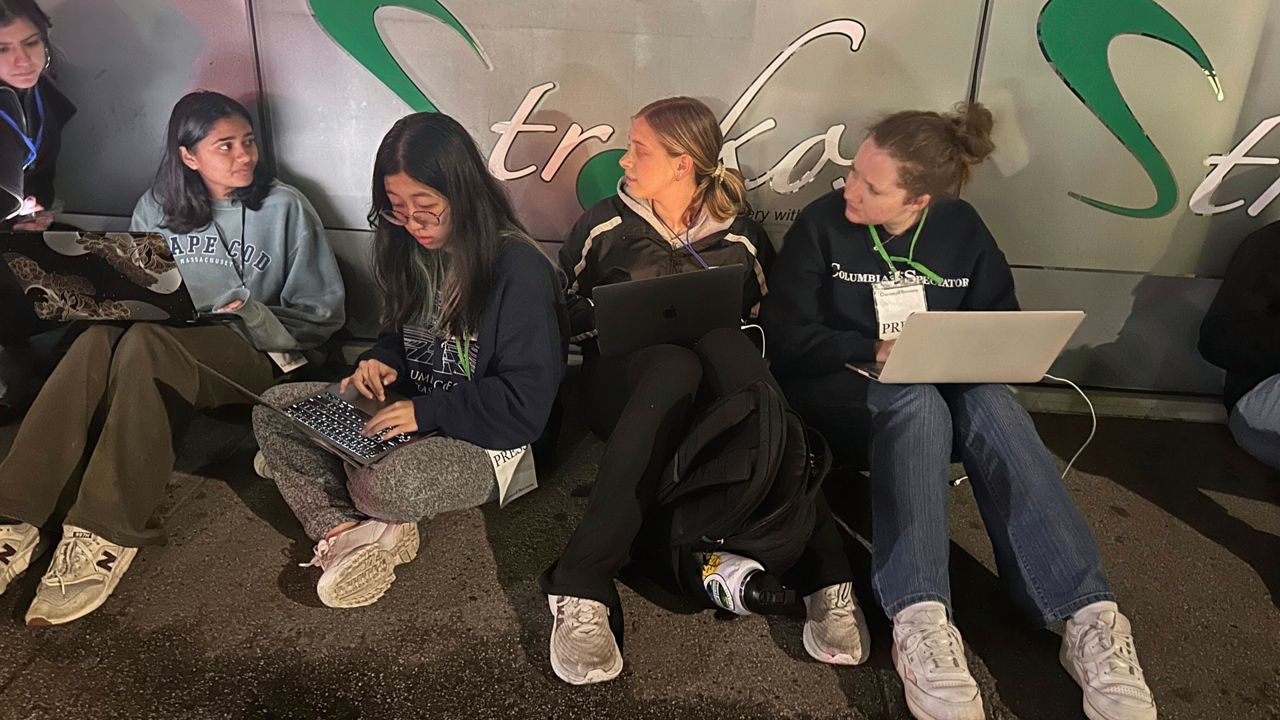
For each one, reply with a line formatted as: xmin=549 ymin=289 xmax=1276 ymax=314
xmin=875 ymin=339 xmax=896 ymax=364
xmin=340 ymin=358 xmax=398 ymax=401
xmin=363 ymin=399 xmax=417 ymax=438
xmin=215 ymin=299 xmax=244 ymax=313
xmin=12 ymin=202 xmax=51 ymax=231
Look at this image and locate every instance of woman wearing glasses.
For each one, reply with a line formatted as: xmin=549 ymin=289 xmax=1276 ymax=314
xmin=252 ymin=112 xmax=566 ymax=609
xmin=0 ymin=90 xmax=346 ymax=625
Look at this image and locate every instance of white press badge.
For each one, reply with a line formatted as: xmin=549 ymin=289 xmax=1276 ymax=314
xmin=872 ymin=277 xmax=928 ymax=340
xmin=867 ymin=210 xmax=933 ymax=340
xmin=485 ymin=444 xmax=538 ymax=508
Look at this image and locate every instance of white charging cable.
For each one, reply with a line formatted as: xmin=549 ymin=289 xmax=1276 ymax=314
xmin=949 ymin=374 xmax=1097 ymax=487
xmin=1042 ymin=373 xmax=1097 ymax=480
xmin=740 ymin=323 xmax=766 ymax=358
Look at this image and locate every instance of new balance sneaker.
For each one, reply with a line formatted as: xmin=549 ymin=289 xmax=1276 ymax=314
xmin=0 ymin=522 xmax=41 ymax=596
xmin=892 ymin=602 xmax=985 ymax=720
xmin=304 ymin=519 xmax=419 ymax=608
xmin=802 ymin=581 xmax=870 ymax=665
xmin=548 ymin=595 xmax=623 ymax=685
xmin=26 ymin=525 xmax=137 ymax=627
xmin=1061 ymin=602 xmax=1157 ymax=720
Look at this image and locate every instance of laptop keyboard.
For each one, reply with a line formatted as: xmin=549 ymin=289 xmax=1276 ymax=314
xmin=284 ymin=392 xmax=412 ymax=461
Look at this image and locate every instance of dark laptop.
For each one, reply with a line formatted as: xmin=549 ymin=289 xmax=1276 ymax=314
xmin=262 ymin=382 xmax=421 ymax=466
xmin=190 ymin=350 xmax=428 ymax=467
xmin=0 ymin=231 xmax=221 ymax=325
xmin=592 ymin=265 xmax=745 ymax=358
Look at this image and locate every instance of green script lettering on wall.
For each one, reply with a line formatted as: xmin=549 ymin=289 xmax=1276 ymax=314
xmin=1037 ymin=0 xmax=1223 ymax=219
xmin=308 ymin=0 xmax=490 ymax=113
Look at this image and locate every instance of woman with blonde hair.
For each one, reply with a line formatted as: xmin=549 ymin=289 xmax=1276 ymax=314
xmin=541 ymin=96 xmax=865 ymax=685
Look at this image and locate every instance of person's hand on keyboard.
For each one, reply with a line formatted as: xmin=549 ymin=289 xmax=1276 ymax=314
xmin=342 ymin=359 xmax=399 ymax=401
xmin=363 ymin=400 xmax=417 ymax=438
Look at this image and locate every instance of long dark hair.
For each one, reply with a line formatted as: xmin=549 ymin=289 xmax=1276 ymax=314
xmin=0 ymin=0 xmax=52 ymax=83
xmin=150 ymin=91 xmax=274 ymax=234
xmin=368 ymin=112 xmax=532 ymax=337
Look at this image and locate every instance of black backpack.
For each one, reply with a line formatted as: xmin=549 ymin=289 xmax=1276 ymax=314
xmin=655 ymin=376 xmax=832 ymax=575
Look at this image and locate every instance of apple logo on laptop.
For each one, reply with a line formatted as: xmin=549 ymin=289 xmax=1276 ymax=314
xmin=662 ymin=306 xmax=678 ymax=319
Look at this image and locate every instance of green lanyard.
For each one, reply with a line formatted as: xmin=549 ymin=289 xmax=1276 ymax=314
xmin=867 ymin=207 xmax=943 ymax=285
xmin=454 ymin=335 xmax=473 ymax=380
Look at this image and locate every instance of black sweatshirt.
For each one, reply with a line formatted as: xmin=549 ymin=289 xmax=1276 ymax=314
xmin=761 ymin=191 xmax=1018 ymax=378
xmin=359 ymin=240 xmax=568 ymax=450
xmin=0 ymin=78 xmax=76 ymax=214
xmin=1199 ymin=220 xmax=1280 ymax=410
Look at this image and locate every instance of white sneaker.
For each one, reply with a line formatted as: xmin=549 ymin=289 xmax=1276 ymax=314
xmin=0 ymin=522 xmax=42 ymax=596
xmin=1061 ymin=602 xmax=1157 ymax=720
xmin=892 ymin=602 xmax=985 ymax=720
xmin=26 ymin=525 xmax=137 ymax=626
xmin=303 ymin=519 xmax=419 ymax=608
xmin=253 ymin=450 xmax=273 ymax=480
xmin=803 ymin=582 xmax=870 ymax=665
xmin=548 ymin=595 xmax=623 ymax=685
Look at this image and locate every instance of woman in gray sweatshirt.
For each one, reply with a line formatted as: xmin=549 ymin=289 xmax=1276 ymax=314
xmin=0 ymin=91 xmax=345 ymax=627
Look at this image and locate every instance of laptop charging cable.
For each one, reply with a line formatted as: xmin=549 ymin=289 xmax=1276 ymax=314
xmin=740 ymin=323 xmax=766 ymax=358
xmin=949 ymin=373 xmax=1097 ymax=488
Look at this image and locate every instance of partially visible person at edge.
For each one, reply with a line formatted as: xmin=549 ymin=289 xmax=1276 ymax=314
xmin=0 ymin=90 xmax=345 ymax=626
xmin=760 ymin=103 xmax=1157 ymax=720
xmin=1199 ymin=218 xmax=1280 ymax=471
xmin=253 ymin=112 xmax=566 ymax=609
xmin=0 ymin=0 xmax=78 ymax=423
xmin=541 ymin=96 xmax=868 ymax=686
xmin=0 ymin=0 xmax=72 ymax=231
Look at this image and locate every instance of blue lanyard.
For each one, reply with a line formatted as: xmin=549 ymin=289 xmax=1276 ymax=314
xmin=0 ymin=84 xmax=45 ymax=170
xmin=655 ymin=211 xmax=710 ymax=269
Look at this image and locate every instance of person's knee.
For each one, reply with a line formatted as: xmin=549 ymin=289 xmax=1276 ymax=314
xmin=109 ymin=324 xmax=171 ymax=374
xmin=633 ymin=345 xmax=702 ymax=394
xmin=870 ymin=383 xmax=946 ymax=418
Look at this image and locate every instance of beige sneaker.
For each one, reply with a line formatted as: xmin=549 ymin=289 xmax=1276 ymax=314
xmin=26 ymin=525 xmax=137 ymax=626
xmin=303 ymin=519 xmax=419 ymax=608
xmin=803 ymin=581 xmax=871 ymax=665
xmin=548 ymin=595 xmax=623 ymax=685
xmin=0 ymin=522 xmax=42 ymax=596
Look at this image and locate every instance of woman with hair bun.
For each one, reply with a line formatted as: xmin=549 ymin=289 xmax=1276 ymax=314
xmin=762 ymin=103 xmax=1156 ymax=720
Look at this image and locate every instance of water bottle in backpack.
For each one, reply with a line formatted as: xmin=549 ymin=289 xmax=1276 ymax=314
xmin=700 ymin=552 xmax=796 ymax=615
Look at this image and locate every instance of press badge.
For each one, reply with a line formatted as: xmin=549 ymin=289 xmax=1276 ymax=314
xmin=872 ymin=277 xmax=928 ymax=340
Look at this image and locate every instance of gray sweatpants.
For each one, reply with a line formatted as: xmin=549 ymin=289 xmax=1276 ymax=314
xmin=252 ymin=382 xmax=498 ymax=541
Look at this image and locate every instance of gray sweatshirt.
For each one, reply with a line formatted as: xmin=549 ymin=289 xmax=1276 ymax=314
xmin=130 ymin=181 xmax=346 ymax=353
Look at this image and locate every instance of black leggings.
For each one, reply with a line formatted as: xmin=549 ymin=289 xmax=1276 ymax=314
xmin=540 ymin=329 xmax=853 ymax=621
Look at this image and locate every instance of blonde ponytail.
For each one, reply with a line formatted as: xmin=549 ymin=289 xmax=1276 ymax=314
xmin=636 ymin=96 xmax=750 ymax=226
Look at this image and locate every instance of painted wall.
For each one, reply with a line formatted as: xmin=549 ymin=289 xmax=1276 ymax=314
xmin=36 ymin=0 xmax=1280 ymax=395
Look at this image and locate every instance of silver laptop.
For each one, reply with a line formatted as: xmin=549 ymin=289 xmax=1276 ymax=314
xmin=847 ymin=310 xmax=1085 ymax=384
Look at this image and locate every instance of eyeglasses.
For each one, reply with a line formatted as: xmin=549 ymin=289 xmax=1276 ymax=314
xmin=379 ymin=207 xmax=445 ymax=228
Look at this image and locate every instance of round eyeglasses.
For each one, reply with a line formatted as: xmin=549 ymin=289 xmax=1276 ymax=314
xmin=379 ymin=207 xmax=445 ymax=228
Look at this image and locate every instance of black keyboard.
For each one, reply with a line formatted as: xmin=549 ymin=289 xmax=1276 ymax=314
xmin=284 ymin=392 xmax=412 ymax=461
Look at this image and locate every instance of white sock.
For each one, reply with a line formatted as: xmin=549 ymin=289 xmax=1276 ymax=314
xmin=1071 ymin=600 xmax=1118 ymax=623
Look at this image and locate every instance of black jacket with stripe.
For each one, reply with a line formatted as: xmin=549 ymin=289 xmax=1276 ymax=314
xmin=559 ymin=187 xmax=774 ymax=344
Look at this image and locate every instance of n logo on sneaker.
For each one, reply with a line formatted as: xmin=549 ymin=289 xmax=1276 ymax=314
xmin=0 ymin=542 xmax=14 ymax=565
xmin=96 ymin=551 xmax=118 ymax=572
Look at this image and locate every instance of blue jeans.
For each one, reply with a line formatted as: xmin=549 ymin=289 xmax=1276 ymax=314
xmin=866 ymin=382 xmax=1113 ymax=626
xmin=1229 ymin=374 xmax=1280 ymax=470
